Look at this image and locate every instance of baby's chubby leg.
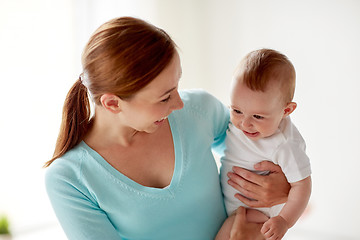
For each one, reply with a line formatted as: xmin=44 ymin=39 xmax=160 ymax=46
xmin=246 ymin=208 xmax=269 ymax=223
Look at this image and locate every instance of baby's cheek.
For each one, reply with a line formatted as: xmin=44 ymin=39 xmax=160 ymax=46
xmin=261 ymin=123 xmax=278 ymax=136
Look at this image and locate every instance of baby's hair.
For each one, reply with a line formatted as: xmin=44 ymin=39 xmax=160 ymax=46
xmin=235 ymin=48 xmax=296 ymax=104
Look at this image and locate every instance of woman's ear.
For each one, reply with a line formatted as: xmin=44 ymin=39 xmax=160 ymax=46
xmin=283 ymin=102 xmax=297 ymax=117
xmin=100 ymin=94 xmax=122 ymax=113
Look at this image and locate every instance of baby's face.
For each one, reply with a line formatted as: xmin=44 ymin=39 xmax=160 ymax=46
xmin=230 ymin=80 xmax=288 ymax=141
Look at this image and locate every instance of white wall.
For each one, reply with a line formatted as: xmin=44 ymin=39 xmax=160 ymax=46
xmin=1 ymin=0 xmax=359 ymax=239
xmin=0 ymin=0 xmax=74 ymax=238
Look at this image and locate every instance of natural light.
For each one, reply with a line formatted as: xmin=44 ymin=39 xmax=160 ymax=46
xmin=1 ymin=0 xmax=359 ymax=239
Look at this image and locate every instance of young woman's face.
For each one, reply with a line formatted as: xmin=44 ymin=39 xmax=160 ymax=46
xmin=120 ymin=52 xmax=184 ymax=133
xmin=230 ymin=79 xmax=288 ymax=141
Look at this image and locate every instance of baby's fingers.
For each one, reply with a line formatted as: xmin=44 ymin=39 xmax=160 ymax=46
xmin=261 ymin=221 xmax=270 ymax=236
xmin=261 ymin=222 xmax=276 ymax=240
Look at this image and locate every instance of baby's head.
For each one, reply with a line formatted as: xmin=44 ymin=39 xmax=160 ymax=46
xmin=230 ymin=48 xmax=297 ymax=140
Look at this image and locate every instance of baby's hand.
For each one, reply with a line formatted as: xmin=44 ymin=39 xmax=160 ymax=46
xmin=261 ymin=215 xmax=288 ymax=240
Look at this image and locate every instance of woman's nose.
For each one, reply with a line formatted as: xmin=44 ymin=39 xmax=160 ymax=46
xmin=171 ymin=91 xmax=184 ymax=110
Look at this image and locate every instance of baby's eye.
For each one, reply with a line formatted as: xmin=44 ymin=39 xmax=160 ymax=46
xmin=161 ymin=95 xmax=171 ymax=103
xmin=233 ymin=109 xmax=242 ymax=114
xmin=253 ymin=115 xmax=264 ymax=120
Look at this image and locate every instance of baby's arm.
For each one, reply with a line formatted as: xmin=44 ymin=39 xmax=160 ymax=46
xmin=261 ymin=176 xmax=312 ymax=239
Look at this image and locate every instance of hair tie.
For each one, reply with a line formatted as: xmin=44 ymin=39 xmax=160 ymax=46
xmin=79 ymin=73 xmax=85 ymax=86
xmin=79 ymin=72 xmax=94 ymax=100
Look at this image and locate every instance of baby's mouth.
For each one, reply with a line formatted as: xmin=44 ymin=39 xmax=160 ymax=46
xmin=243 ymin=130 xmax=259 ymax=137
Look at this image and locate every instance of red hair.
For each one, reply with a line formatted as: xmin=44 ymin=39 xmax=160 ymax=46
xmin=44 ymin=17 xmax=176 ymax=167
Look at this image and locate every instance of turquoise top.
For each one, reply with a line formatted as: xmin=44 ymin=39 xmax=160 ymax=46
xmin=45 ymin=89 xmax=230 ymax=240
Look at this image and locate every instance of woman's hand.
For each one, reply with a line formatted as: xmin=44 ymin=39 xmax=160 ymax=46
xmin=230 ymin=207 xmax=264 ymax=240
xmin=227 ymin=161 xmax=290 ymax=208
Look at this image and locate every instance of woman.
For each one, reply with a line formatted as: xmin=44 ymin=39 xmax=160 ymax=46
xmin=44 ymin=17 xmax=289 ymax=240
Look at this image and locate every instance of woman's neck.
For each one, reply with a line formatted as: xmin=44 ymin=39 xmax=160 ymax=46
xmin=84 ymin=107 xmax=139 ymax=149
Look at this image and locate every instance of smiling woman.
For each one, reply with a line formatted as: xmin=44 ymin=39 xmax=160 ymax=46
xmin=44 ymin=16 xmax=228 ymax=240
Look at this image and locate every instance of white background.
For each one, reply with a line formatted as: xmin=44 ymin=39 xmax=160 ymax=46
xmin=1 ymin=0 xmax=359 ymax=239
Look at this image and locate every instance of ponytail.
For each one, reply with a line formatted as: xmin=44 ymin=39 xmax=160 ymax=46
xmin=44 ymin=78 xmax=92 ymax=167
xmin=44 ymin=16 xmax=176 ymax=167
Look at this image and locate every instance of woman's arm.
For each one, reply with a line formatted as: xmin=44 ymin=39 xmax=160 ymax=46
xmin=45 ymin=168 xmax=121 ymax=240
xmin=227 ymin=161 xmax=290 ymax=208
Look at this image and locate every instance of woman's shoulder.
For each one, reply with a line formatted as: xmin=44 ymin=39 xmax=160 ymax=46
xmin=179 ymin=89 xmax=226 ymax=114
xmin=45 ymin=143 xmax=88 ymax=183
xmin=175 ymin=89 xmax=229 ymax=154
xmin=179 ymin=88 xmax=219 ymax=104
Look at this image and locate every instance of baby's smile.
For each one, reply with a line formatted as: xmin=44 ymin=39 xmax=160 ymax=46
xmin=242 ymin=130 xmax=260 ymax=138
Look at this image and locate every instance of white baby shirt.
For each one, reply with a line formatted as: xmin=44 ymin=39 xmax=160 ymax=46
xmin=220 ymin=116 xmax=311 ymax=217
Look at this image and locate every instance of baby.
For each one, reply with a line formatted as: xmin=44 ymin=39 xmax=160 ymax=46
xmin=219 ymin=49 xmax=312 ymax=239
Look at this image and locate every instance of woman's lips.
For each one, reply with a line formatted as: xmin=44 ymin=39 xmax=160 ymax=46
xmin=154 ymin=116 xmax=168 ymax=125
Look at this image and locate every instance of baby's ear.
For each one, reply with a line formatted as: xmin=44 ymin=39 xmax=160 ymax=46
xmin=283 ymin=102 xmax=297 ymax=117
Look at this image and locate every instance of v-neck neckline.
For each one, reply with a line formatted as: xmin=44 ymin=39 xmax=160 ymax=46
xmin=80 ymin=113 xmax=183 ymax=197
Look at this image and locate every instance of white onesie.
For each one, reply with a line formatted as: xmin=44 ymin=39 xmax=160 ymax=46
xmin=220 ymin=116 xmax=311 ymax=217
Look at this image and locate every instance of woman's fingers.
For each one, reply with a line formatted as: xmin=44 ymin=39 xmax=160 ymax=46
xmin=227 ymin=161 xmax=290 ymax=208
xmin=230 ymin=207 xmax=264 ymax=240
xmin=232 ymin=166 xmax=264 ymax=186
xmin=232 ymin=207 xmax=246 ymax=226
xmin=234 ymin=193 xmax=260 ymax=208
xmin=227 ymin=175 xmax=267 ymax=208
xmin=254 ymin=161 xmax=282 ymax=173
xmin=227 ymin=169 xmax=263 ymax=200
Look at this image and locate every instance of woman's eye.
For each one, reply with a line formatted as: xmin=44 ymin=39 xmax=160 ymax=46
xmin=161 ymin=95 xmax=171 ymax=103
xmin=253 ymin=115 xmax=264 ymax=120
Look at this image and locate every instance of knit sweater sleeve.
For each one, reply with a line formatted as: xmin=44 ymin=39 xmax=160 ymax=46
xmin=185 ymin=89 xmax=229 ymax=154
xmin=45 ymin=151 xmax=122 ymax=240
